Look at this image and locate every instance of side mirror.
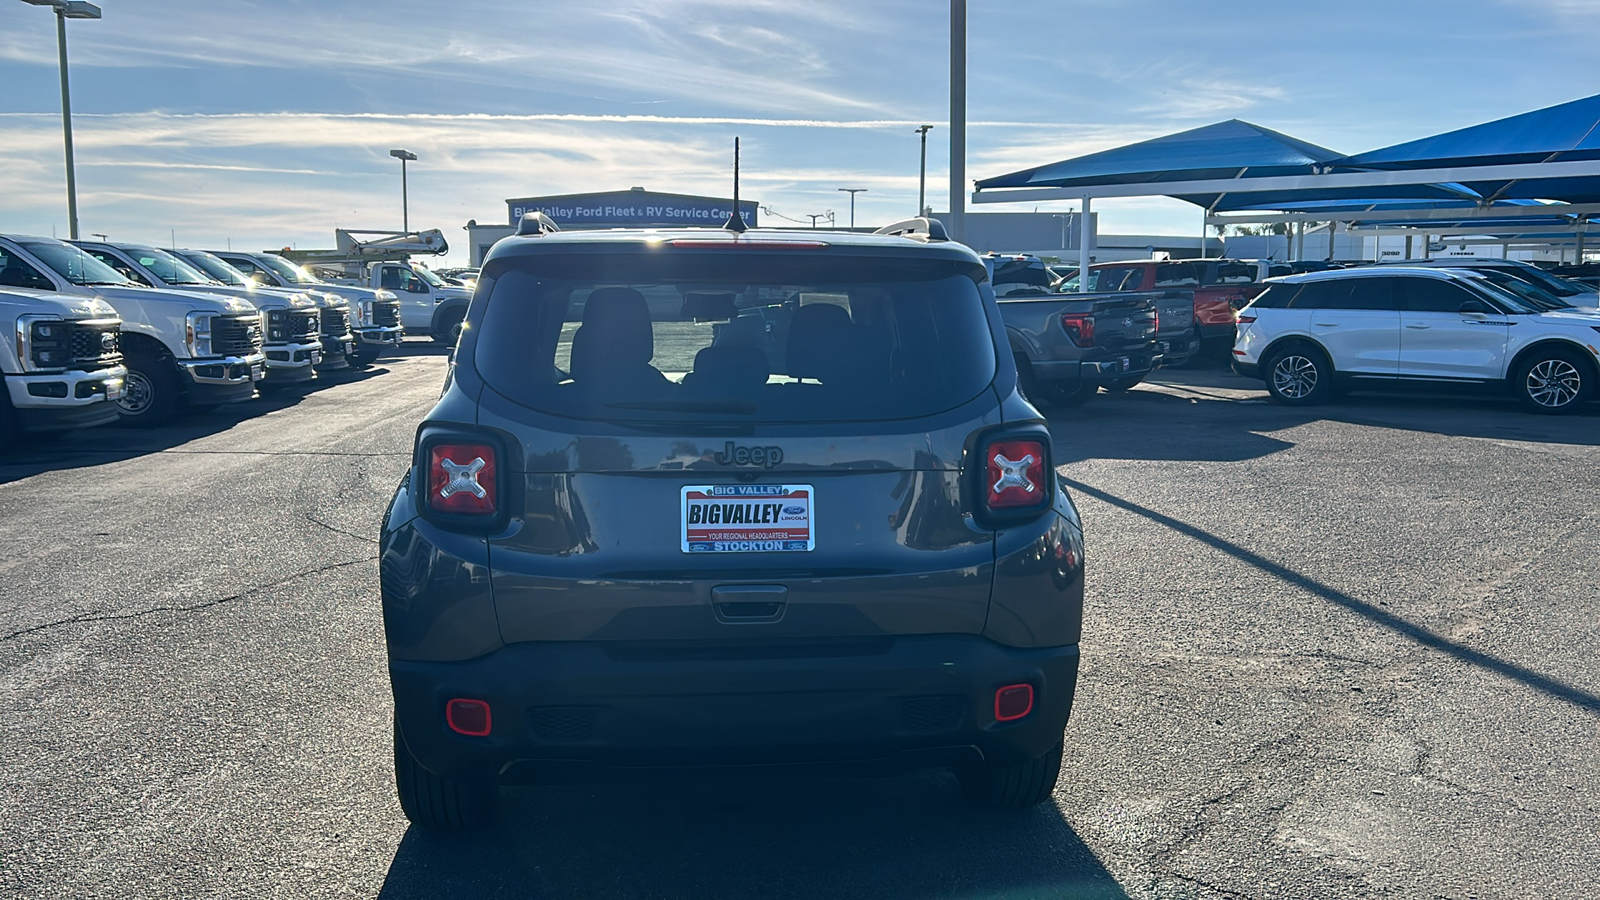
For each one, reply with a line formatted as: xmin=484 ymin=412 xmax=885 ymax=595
xmin=1459 ymin=299 xmax=1492 ymax=315
xmin=251 ymin=272 xmax=270 ymax=284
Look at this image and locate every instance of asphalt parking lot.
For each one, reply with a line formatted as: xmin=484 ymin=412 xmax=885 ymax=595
xmin=1 ymin=346 xmax=1596 ymax=899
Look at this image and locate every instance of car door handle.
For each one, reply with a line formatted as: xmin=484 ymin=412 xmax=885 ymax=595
xmin=1313 ymin=322 xmax=1339 ymax=327
xmin=1405 ymin=323 xmax=1430 ymax=329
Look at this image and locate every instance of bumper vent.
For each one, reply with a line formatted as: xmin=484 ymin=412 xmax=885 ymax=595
xmin=527 ymin=706 xmax=600 ymax=744
xmin=897 ymin=695 xmax=965 ymax=734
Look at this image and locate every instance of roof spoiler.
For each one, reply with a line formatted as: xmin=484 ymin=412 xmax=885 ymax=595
xmin=873 ymin=217 xmax=948 ymax=242
xmin=517 ymin=211 xmax=561 ymax=236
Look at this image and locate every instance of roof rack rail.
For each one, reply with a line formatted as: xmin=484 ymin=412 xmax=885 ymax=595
xmin=517 ymin=211 xmax=561 ymax=236
xmin=873 ymin=217 xmax=948 ymax=242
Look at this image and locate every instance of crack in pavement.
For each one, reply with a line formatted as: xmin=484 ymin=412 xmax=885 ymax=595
xmin=305 ymin=513 xmax=379 ymax=545
xmin=0 ymin=557 xmax=377 ymax=643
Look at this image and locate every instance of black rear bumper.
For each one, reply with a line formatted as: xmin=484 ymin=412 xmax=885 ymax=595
xmin=390 ymin=635 xmax=1079 ymax=782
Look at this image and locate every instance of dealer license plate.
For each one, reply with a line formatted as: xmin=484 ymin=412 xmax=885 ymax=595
xmin=681 ymin=484 xmax=814 ymax=553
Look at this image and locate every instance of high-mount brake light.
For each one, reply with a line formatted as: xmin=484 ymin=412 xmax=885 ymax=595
xmin=1236 ymin=314 xmax=1258 ymax=324
xmin=1060 ymin=313 xmax=1095 ymax=347
xmin=986 ymin=440 xmax=1047 ymax=510
xmin=667 ymin=239 xmax=828 ymax=249
xmin=429 ymin=443 xmax=497 ymax=515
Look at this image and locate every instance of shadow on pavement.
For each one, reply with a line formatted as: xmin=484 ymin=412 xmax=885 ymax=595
xmin=1044 ymin=362 xmax=1599 ymax=466
xmin=1064 ymin=475 xmax=1600 ymax=715
xmin=378 ymin=772 xmax=1128 ymax=900
xmin=0 ymin=363 xmax=398 ymax=484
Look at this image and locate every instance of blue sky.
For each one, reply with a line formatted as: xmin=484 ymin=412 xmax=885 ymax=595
xmin=3 ymin=0 xmax=1598 ymax=264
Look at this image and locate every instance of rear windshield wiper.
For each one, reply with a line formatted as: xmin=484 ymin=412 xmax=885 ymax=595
xmin=606 ymin=399 xmax=757 ymax=415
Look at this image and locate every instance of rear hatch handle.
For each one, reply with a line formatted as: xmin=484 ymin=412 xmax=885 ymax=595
xmin=712 ymin=584 xmax=788 ymax=624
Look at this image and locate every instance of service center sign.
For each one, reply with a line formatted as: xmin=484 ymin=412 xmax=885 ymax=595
xmin=681 ymin=484 xmax=813 ymax=553
xmin=509 ymin=192 xmax=758 ymax=228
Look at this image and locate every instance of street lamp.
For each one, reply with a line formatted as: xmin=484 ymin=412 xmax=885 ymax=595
xmin=837 ymin=188 xmax=866 ymax=229
xmin=390 ymin=148 xmax=418 ymax=232
xmin=915 ymin=125 xmax=933 ymax=216
xmin=22 ymin=0 xmax=101 ymax=241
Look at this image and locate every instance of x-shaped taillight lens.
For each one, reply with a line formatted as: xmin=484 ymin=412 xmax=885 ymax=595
xmin=429 ymin=443 xmax=497 ymax=515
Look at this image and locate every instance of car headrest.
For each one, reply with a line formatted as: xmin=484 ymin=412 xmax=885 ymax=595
xmin=785 ymin=303 xmax=850 ymax=380
xmin=570 ymin=287 xmax=655 ymax=379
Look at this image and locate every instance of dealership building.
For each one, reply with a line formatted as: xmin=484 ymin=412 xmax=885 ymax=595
xmin=463 ymin=188 xmax=759 ymax=264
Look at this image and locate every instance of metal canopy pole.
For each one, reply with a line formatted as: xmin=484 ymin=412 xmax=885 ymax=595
xmin=1078 ymin=197 xmax=1091 ymax=292
xmin=948 ymin=0 xmax=966 ymax=244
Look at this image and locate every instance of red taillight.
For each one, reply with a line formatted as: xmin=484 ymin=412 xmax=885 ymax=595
xmin=995 ymin=684 xmax=1034 ymax=722
xmin=667 ymin=239 xmax=828 ymax=249
xmin=1236 ymin=314 xmax=1257 ymax=324
xmin=986 ymin=440 xmax=1046 ymax=509
xmin=446 ymin=698 xmax=492 ymax=736
xmin=1060 ymin=313 xmax=1095 ymax=347
xmin=1152 ymin=309 xmax=1159 ymax=333
xmin=429 ymin=443 xmax=497 ymax=515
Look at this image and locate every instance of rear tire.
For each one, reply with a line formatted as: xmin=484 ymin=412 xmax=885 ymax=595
xmin=393 ymin=718 xmax=496 ymax=830
xmin=1042 ymin=382 xmax=1095 ymax=407
xmin=117 ymin=347 xmax=181 ymax=426
xmin=433 ymin=309 xmax=465 ymax=346
xmin=1513 ymin=346 xmax=1591 ymax=414
xmin=958 ymin=740 xmax=1064 ymax=810
xmin=1262 ymin=344 xmax=1332 ymax=406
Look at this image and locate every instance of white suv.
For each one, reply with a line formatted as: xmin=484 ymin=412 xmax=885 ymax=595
xmin=1233 ymin=267 xmax=1600 ymax=414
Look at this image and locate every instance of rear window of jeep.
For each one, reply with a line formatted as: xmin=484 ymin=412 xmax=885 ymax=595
xmin=473 ymin=252 xmax=997 ymax=424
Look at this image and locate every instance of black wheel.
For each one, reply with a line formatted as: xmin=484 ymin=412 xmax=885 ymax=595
xmin=1100 ymin=376 xmax=1144 ymax=393
xmin=117 ymin=347 xmax=181 ymax=426
xmin=1262 ymin=344 xmax=1332 ymax=406
xmin=1514 ymin=346 xmax=1591 ymax=414
xmin=433 ymin=309 xmax=465 ymax=346
xmin=958 ymin=740 xmax=1063 ymax=810
xmin=393 ymin=718 xmax=496 ymax=830
xmin=1042 ymin=382 xmax=1095 ymax=407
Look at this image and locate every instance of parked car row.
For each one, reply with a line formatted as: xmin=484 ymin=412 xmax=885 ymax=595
xmin=0 ymin=234 xmax=410 ymax=448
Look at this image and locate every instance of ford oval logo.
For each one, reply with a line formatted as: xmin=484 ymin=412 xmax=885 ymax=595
xmin=1122 ymin=317 xmax=1133 ymax=327
xmin=100 ymin=332 xmax=116 ymax=350
xmin=782 ymin=505 xmax=805 ymax=515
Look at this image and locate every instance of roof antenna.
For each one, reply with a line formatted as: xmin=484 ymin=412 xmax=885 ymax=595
xmin=722 ymin=137 xmax=749 ymax=233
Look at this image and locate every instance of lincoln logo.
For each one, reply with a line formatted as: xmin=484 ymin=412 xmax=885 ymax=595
xmin=714 ymin=442 xmax=784 ymax=467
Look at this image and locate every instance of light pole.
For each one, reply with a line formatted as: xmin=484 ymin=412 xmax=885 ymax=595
xmin=806 ymin=213 xmax=825 ymax=229
xmin=949 ymin=0 xmax=966 ymax=244
xmin=22 ymin=0 xmax=101 ymax=241
xmin=915 ymin=125 xmax=932 ymax=216
xmin=390 ymin=148 xmax=418 ymax=232
xmin=837 ymin=188 xmax=866 ymax=229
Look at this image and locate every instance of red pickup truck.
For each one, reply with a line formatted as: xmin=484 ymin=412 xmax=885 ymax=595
xmin=1069 ymin=259 xmax=1268 ymax=353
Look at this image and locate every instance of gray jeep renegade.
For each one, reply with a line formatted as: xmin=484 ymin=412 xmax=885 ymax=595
xmin=381 ymin=216 xmax=1086 ymax=829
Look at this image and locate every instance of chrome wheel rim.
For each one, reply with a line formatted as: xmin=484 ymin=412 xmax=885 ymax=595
xmin=118 ymin=370 xmax=154 ymax=415
xmin=1272 ymin=354 xmax=1319 ymax=399
xmin=1526 ymin=359 xmax=1581 ymax=408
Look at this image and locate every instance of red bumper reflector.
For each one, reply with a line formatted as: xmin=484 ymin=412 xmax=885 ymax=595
xmin=446 ymin=698 xmax=492 ymax=736
xmin=994 ymin=684 xmax=1034 ymax=722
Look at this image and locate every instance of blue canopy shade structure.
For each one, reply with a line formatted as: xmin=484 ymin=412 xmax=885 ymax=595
xmin=974 ymin=119 xmax=1342 ymax=191
xmin=1340 ymin=94 xmax=1600 ymax=170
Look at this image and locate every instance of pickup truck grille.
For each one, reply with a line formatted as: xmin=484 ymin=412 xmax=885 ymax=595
xmin=67 ymin=320 xmax=122 ymax=370
xmin=288 ymin=309 xmax=320 ymax=340
xmin=214 ymin=314 xmax=264 ymax=356
xmin=320 ymin=308 xmax=350 ymax=337
xmin=371 ymin=300 xmax=400 ymax=329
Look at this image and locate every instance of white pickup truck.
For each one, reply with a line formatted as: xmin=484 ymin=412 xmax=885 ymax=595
xmin=208 ymin=251 xmax=403 ymax=363
xmin=74 ymin=241 xmax=326 ymax=384
xmin=359 ymin=259 xmax=473 ymax=343
xmin=0 ymin=235 xmax=265 ymax=425
xmin=173 ymin=249 xmax=356 ymax=371
xmin=0 ymin=286 xmax=127 ymax=445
